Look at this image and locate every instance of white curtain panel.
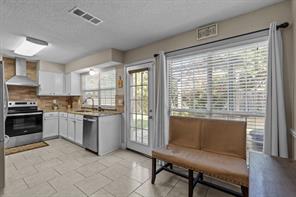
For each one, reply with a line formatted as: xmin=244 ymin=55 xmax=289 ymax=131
xmin=153 ymin=52 xmax=169 ymax=149
xmin=264 ymin=22 xmax=288 ymax=158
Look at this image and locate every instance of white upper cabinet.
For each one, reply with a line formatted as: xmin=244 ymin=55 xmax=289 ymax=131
xmin=38 ymin=71 xmax=56 ymax=95
xmin=54 ymin=73 xmax=65 ymax=95
xmin=65 ymin=72 xmax=81 ymax=96
xmin=38 ymin=71 xmax=80 ymax=96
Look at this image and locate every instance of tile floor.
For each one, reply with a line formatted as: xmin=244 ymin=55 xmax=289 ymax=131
xmin=1 ymin=139 xmax=240 ymax=197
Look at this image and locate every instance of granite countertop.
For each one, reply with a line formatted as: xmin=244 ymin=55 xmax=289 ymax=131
xmin=41 ymin=109 xmax=122 ymax=117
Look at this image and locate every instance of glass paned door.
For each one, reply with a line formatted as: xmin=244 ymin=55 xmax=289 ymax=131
xmin=126 ymin=62 xmax=153 ymax=155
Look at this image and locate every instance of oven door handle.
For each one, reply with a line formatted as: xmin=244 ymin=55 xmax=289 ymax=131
xmin=83 ymin=118 xmax=97 ymax=122
xmin=6 ymin=112 xmax=43 ymax=117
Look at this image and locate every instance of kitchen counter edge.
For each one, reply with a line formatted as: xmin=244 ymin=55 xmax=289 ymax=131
xmin=42 ymin=110 xmax=123 ymax=117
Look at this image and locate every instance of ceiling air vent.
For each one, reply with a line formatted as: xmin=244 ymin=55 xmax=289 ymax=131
xmin=73 ymin=9 xmax=84 ymax=16
xmin=70 ymin=7 xmax=102 ymax=26
xmin=82 ymin=13 xmax=93 ymax=21
xmin=196 ymin=23 xmax=218 ymax=40
xmin=90 ymin=18 xmax=101 ymax=25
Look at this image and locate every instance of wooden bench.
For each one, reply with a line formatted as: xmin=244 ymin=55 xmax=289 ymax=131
xmin=151 ymin=116 xmax=248 ymax=197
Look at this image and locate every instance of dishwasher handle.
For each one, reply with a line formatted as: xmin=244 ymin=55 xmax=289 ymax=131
xmin=83 ymin=118 xmax=97 ymax=122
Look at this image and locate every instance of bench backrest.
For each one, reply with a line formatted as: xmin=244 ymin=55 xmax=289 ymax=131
xmin=169 ymin=116 xmax=247 ymax=159
xmin=169 ymin=116 xmax=202 ymax=149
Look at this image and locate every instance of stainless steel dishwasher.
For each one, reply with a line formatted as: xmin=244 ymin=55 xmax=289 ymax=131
xmin=83 ymin=116 xmax=98 ymax=153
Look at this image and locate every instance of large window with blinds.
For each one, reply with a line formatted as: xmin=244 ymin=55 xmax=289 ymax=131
xmin=167 ymin=39 xmax=268 ymax=152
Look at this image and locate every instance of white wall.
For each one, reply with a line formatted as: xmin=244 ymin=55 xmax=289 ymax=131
xmin=291 ymin=0 xmax=296 ymax=159
xmin=65 ymin=48 xmax=124 ymax=73
xmin=116 ymin=64 xmax=124 ymax=96
xmin=124 ymin=1 xmax=292 ymax=64
xmin=37 ymin=60 xmax=65 ymax=73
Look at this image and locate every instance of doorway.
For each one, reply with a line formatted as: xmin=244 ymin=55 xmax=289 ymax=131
xmin=125 ymin=61 xmax=154 ymax=155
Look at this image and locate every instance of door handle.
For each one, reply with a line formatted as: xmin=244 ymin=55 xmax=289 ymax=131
xmin=83 ymin=118 xmax=96 ymax=122
xmin=4 ymin=135 xmax=9 ymax=144
xmin=7 ymin=112 xmax=43 ymax=117
xmin=4 ymin=81 xmax=9 ymax=120
xmin=149 ymin=116 xmax=153 ymax=119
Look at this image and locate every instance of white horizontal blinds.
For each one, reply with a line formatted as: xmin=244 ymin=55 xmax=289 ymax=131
xmin=81 ymin=73 xmax=99 ymax=91
xmin=169 ymin=53 xmax=209 ymax=113
xmin=100 ymin=69 xmax=116 ymax=89
xmin=99 ymin=69 xmax=116 ymax=107
xmin=168 ymin=40 xmax=268 ymax=152
xmin=81 ymin=69 xmax=116 ymax=108
xmin=210 ymin=42 xmax=268 ymax=115
xmin=81 ymin=74 xmax=100 ymax=106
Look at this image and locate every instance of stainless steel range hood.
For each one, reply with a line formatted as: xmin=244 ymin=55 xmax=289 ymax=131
xmin=6 ymin=58 xmax=38 ymax=87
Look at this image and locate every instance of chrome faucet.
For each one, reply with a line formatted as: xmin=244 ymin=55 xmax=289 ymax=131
xmin=82 ymin=97 xmax=95 ymax=110
xmin=98 ymin=106 xmax=104 ymax=112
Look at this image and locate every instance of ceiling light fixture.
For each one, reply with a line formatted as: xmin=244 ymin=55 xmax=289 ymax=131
xmin=14 ymin=37 xmax=48 ymax=57
xmin=89 ymin=69 xmax=96 ymax=76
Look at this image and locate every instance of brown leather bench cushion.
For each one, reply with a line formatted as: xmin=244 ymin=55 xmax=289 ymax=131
xmin=152 ymin=144 xmax=248 ymax=187
xmin=201 ymin=119 xmax=247 ymax=159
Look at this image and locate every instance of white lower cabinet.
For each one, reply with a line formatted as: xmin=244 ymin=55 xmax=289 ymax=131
xmin=43 ymin=112 xmax=59 ymax=139
xmin=43 ymin=112 xmax=121 ymax=156
xmin=67 ymin=114 xmax=75 ymax=141
xmin=75 ymin=115 xmax=83 ymax=145
xmin=57 ymin=113 xmax=83 ymax=146
xmin=44 ymin=112 xmax=121 ymax=154
xmin=59 ymin=113 xmax=68 ymax=138
xmin=98 ymin=114 xmax=121 ymax=156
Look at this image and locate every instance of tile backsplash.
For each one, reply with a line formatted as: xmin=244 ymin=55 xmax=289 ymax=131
xmin=7 ymin=84 xmax=80 ymax=111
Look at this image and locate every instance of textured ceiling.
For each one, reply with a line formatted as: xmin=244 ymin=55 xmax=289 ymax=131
xmin=0 ymin=0 xmax=283 ymax=64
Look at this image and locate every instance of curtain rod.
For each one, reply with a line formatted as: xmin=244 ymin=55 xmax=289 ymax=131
xmin=153 ymin=22 xmax=289 ymax=57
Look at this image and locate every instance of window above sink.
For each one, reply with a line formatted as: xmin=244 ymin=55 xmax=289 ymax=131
xmin=81 ymin=68 xmax=116 ymax=109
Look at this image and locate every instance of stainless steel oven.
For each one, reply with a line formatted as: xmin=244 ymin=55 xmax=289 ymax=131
xmin=5 ymin=101 xmax=43 ymax=148
xmin=6 ymin=112 xmax=43 ymax=137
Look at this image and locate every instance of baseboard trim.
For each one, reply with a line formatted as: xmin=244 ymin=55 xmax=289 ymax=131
xmin=121 ymin=142 xmax=126 ymax=149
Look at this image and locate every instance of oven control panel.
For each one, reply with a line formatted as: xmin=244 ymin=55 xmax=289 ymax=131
xmin=8 ymin=101 xmax=37 ymax=107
